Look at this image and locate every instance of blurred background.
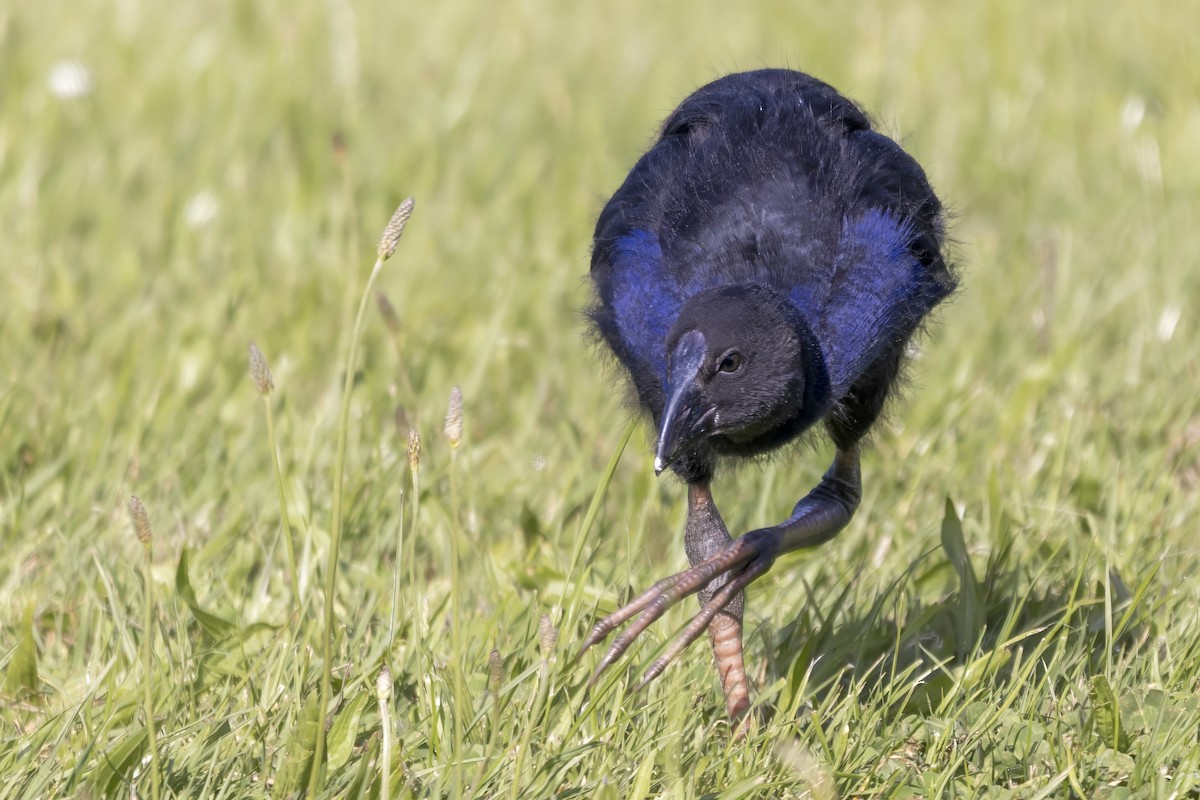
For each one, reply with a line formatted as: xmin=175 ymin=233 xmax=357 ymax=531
xmin=2 ymin=0 xmax=1198 ymax=795
xmin=5 ymin=0 xmax=1195 ymax=549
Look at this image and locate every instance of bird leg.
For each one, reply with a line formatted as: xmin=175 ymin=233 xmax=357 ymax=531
xmin=682 ymin=482 xmax=750 ymax=722
xmin=579 ymin=446 xmax=861 ymax=714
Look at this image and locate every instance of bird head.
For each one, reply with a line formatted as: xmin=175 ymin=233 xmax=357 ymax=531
xmin=655 ymin=284 xmax=822 ymax=475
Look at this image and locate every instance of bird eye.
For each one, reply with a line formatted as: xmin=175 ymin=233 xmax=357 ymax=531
xmin=717 ymin=351 xmax=743 ymax=374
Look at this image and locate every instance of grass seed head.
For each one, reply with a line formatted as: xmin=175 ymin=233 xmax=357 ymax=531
xmin=488 ymin=649 xmax=503 ymax=692
xmin=444 ymin=386 xmax=464 ymax=450
xmin=376 ymin=665 xmax=392 ymax=702
xmin=247 ymin=342 xmax=274 ymax=396
xmin=538 ymin=614 xmax=558 ymax=656
xmin=407 ymin=429 xmax=421 ymax=473
xmin=377 ymin=197 xmax=415 ymax=261
xmin=128 ymin=495 xmax=153 ymax=546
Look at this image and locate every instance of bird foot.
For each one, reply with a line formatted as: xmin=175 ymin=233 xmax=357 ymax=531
xmin=576 ymin=529 xmax=778 ymax=693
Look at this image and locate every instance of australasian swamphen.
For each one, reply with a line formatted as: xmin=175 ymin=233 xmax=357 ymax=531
xmin=581 ymin=68 xmax=958 ymax=723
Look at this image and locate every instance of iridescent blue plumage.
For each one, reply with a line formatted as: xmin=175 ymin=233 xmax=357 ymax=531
xmin=607 ymin=229 xmax=679 ymax=387
xmin=581 ymin=70 xmax=957 ymax=720
xmin=591 ymin=69 xmax=955 ymax=461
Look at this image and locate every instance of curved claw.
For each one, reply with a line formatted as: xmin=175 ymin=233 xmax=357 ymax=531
xmin=579 ymin=534 xmax=769 ymax=687
xmin=635 ymin=557 xmax=770 ymax=691
xmin=574 ymin=570 xmax=690 ymax=664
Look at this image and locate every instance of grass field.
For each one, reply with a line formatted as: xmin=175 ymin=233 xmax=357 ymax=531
xmin=3 ymin=0 xmax=1199 ymax=797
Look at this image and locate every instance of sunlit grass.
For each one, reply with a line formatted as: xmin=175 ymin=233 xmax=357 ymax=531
xmin=1 ymin=0 xmax=1198 ymax=797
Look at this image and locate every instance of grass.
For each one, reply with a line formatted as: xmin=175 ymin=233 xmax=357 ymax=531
xmin=1 ymin=0 xmax=1198 ymax=797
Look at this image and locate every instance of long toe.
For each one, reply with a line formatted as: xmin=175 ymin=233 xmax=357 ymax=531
xmin=580 ymin=536 xmax=765 ymax=685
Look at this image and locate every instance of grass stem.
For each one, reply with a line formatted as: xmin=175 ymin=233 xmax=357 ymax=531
xmin=142 ymin=542 xmax=161 ymax=800
xmin=264 ymin=396 xmax=301 ymax=615
xmin=448 ymin=447 xmax=465 ymax=799
xmin=248 ymin=342 xmax=299 ymax=615
xmin=308 ymin=198 xmax=414 ymax=795
xmin=129 ymin=497 xmax=162 ymax=800
xmin=309 ymin=254 xmax=386 ymax=795
xmin=378 ymin=665 xmax=393 ymax=800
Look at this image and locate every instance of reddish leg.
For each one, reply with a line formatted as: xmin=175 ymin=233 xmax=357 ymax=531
xmin=578 ymin=447 xmax=862 ymax=722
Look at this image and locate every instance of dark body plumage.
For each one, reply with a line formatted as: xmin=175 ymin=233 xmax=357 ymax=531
xmin=581 ymin=69 xmax=956 ymax=725
xmin=591 ymin=69 xmax=954 ymax=472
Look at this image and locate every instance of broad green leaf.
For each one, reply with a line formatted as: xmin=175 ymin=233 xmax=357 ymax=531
xmin=1089 ymin=675 xmax=1132 ymax=752
xmin=92 ymin=727 xmax=148 ymax=797
xmin=3 ymin=605 xmax=38 ymax=696
xmin=274 ymin=692 xmax=322 ymax=798
xmin=629 ymin=744 xmax=656 ymax=798
xmin=961 ymin=647 xmax=1012 ymax=690
xmin=327 ymin=693 xmax=368 ymax=769
xmin=175 ymin=547 xmax=235 ymax=639
xmin=940 ymin=498 xmax=983 ymax=657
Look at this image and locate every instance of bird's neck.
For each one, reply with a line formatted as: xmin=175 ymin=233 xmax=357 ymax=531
xmin=794 ymin=313 xmax=831 ymax=416
xmin=782 ymin=314 xmax=833 ymax=436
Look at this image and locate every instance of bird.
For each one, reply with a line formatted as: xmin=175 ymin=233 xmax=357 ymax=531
xmin=579 ymin=68 xmax=957 ymax=724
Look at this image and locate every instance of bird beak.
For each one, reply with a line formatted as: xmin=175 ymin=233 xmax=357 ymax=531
xmin=655 ymin=330 xmax=711 ymax=475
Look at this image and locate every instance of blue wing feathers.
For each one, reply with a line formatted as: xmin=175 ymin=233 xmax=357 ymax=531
xmin=606 ymin=213 xmax=947 ymax=401
xmin=609 ymin=230 xmax=680 ymax=385
xmin=805 ymin=209 xmax=948 ymax=396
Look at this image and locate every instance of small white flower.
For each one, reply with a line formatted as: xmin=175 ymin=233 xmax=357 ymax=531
xmin=1120 ymin=95 xmax=1145 ymax=131
xmin=183 ymin=190 xmax=219 ymax=228
xmin=531 ymin=454 xmax=546 ymax=471
xmin=1157 ymin=305 xmax=1181 ymax=342
xmin=47 ymin=60 xmax=91 ymax=99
